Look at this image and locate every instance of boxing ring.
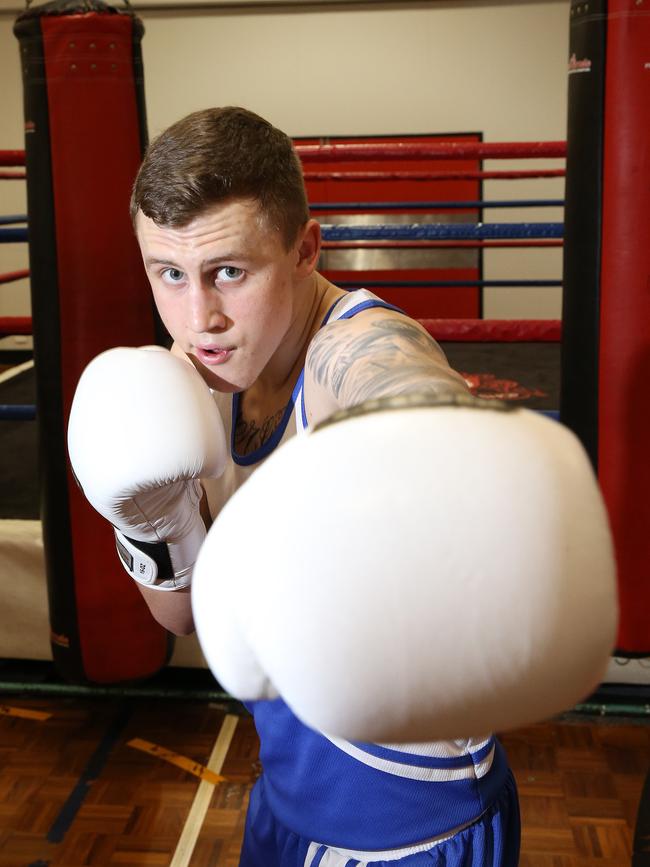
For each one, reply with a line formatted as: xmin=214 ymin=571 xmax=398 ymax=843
xmin=0 ymin=147 xmax=647 ymax=692
xmin=1 ymin=0 xmax=649 ymax=708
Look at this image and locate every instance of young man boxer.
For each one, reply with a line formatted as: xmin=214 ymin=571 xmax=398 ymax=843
xmin=68 ymin=107 xmax=617 ymax=867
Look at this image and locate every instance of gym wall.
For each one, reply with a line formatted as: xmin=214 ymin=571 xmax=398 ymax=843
xmin=0 ymin=0 xmax=568 ymax=323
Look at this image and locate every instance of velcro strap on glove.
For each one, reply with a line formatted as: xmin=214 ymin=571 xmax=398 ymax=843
xmin=114 ymin=530 xmax=192 ymax=591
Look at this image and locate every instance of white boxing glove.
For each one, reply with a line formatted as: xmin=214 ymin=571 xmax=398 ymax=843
xmin=192 ymin=393 xmax=618 ymax=742
xmin=68 ymin=347 xmax=227 ymax=591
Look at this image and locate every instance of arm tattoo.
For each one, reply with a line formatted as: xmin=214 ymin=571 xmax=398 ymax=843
xmin=235 ymin=407 xmax=285 ymax=455
xmin=307 ymin=317 xmax=467 ymax=407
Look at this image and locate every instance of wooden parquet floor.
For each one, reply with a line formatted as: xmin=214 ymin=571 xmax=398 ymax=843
xmin=0 ymin=695 xmax=647 ymax=867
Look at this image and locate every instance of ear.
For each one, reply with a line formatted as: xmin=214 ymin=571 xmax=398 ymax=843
xmin=295 ymin=219 xmax=321 ymax=277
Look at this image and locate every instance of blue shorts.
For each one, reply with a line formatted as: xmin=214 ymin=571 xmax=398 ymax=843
xmin=238 ymin=770 xmax=521 ymax=867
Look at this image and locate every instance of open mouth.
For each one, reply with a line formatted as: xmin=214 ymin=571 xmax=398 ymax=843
xmin=196 ymin=346 xmax=233 ymax=366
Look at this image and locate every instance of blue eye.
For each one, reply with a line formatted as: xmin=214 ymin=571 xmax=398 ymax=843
xmin=217 ymin=266 xmax=243 ymax=282
xmin=162 ymin=268 xmax=185 ymax=284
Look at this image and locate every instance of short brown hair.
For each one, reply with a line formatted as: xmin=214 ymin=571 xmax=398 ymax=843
xmin=131 ymin=107 xmax=309 ymax=249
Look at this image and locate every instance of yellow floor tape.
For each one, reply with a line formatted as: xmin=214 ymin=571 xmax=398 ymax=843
xmin=0 ymin=705 xmax=52 ymax=721
xmin=127 ymin=736 xmax=227 ymax=785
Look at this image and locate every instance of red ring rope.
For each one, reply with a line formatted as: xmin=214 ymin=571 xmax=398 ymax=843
xmin=0 ymin=316 xmax=32 ymax=335
xmin=420 ymin=318 xmax=561 ymax=343
xmin=305 ymin=169 xmax=566 ymax=182
xmin=5 ymin=143 xmax=566 ymax=168
xmin=0 ymin=316 xmax=560 ymax=342
xmin=0 ymin=270 xmax=30 ymax=285
xmin=0 ymin=151 xmax=26 ymax=167
xmin=296 ymin=141 xmax=567 ymax=163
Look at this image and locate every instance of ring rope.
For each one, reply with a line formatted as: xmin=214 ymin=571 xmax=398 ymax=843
xmin=322 ymin=240 xmax=563 ymax=249
xmin=0 ymin=404 xmax=36 ymax=420
xmin=0 ymin=228 xmax=28 ymax=243
xmin=305 ymin=170 xmax=566 ymax=182
xmin=420 ymin=318 xmax=561 ymax=343
xmin=296 ymin=141 xmax=567 ymax=162
xmin=336 ymin=280 xmax=562 ymax=289
xmin=0 ymin=151 xmax=26 ymax=167
xmin=0 ymin=215 xmax=28 ymax=226
xmin=0 ymin=272 xmax=30 ymax=288
xmin=320 ymin=223 xmax=564 ymax=241
xmin=0 ymin=318 xmax=561 ymax=346
xmin=1 ymin=145 xmax=568 ymax=166
xmin=312 ymin=199 xmax=564 ymax=212
xmin=0 ymin=315 xmax=32 ymax=334
xmin=0 ymin=315 xmax=561 ymax=344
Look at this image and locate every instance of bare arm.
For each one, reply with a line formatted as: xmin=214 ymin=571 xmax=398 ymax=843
xmin=136 ymin=583 xmax=194 ymax=635
xmin=305 ymin=310 xmax=468 ymax=424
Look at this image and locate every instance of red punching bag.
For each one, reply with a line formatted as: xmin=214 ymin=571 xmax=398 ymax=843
xmin=561 ymin=0 xmax=650 ymax=655
xmin=14 ymin=0 xmax=172 ymax=681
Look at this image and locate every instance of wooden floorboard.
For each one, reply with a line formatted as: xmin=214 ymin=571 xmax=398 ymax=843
xmin=0 ymin=696 xmax=647 ymax=866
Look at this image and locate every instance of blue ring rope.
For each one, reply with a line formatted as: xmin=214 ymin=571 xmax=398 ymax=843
xmin=1 ymin=224 xmax=564 ymax=242
xmin=320 ymin=223 xmax=564 ymax=241
xmin=0 ymin=227 xmax=28 ymax=243
xmin=0 ymin=214 xmax=28 ymax=226
xmin=0 ymin=404 xmax=36 ymax=420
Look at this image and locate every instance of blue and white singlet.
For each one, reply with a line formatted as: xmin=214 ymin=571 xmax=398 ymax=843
xmin=203 ymin=289 xmax=510 ymax=852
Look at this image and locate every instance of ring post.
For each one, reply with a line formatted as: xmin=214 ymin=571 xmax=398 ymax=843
xmin=561 ymin=0 xmax=650 ymax=655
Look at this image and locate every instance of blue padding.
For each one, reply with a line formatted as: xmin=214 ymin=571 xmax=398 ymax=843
xmin=0 ymin=227 xmax=28 ymax=243
xmin=338 ymin=280 xmax=562 ymax=289
xmin=320 ymin=222 xmax=564 ymax=241
xmin=539 ymin=410 xmax=560 ymax=421
xmin=0 ymin=214 xmax=28 ymax=226
xmin=311 ymin=199 xmax=565 ymax=211
xmin=0 ymin=403 xmax=36 ymax=420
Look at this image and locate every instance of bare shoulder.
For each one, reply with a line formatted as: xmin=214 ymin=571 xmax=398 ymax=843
xmin=305 ymin=308 xmax=447 ymax=386
xmin=304 ymin=308 xmax=468 ymax=423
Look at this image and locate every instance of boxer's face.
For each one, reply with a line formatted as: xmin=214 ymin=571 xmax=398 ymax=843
xmin=136 ymin=199 xmax=306 ymax=393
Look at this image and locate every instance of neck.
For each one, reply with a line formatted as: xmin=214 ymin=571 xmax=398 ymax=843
xmin=256 ymin=272 xmax=340 ymax=396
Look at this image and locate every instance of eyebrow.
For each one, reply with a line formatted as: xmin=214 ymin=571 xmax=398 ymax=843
xmin=144 ymin=254 xmax=245 ymax=268
xmin=144 ymin=258 xmax=177 ymax=268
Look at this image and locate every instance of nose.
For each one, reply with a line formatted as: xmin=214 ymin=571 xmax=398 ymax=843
xmin=187 ymin=284 xmax=227 ymax=334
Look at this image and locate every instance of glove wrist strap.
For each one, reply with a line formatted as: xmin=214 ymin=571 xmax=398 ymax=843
xmin=114 ymin=530 xmax=192 ymax=591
